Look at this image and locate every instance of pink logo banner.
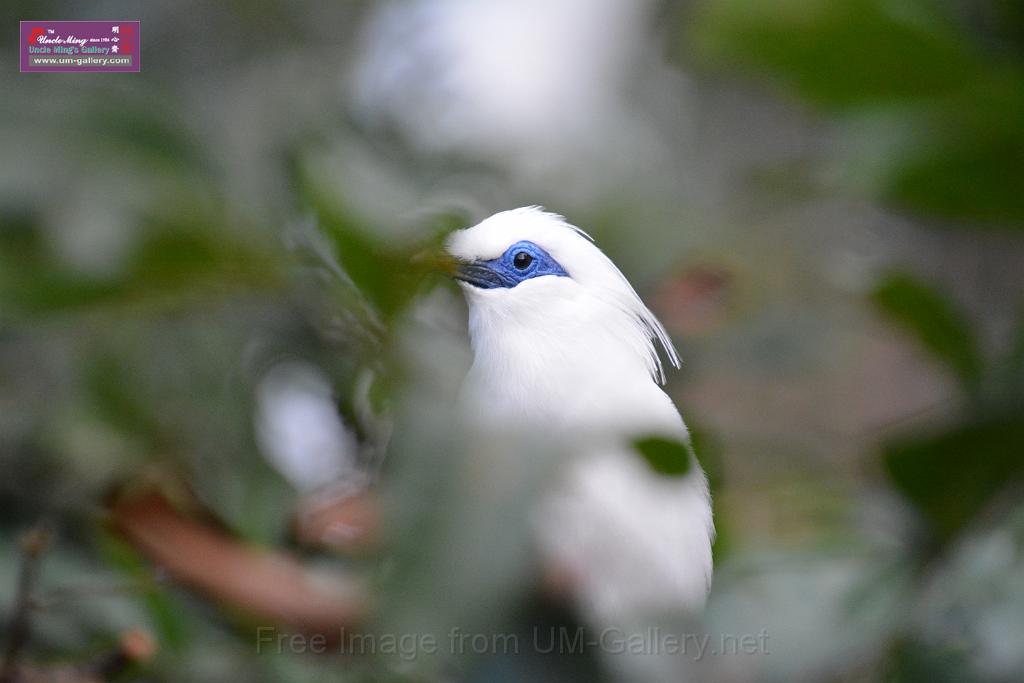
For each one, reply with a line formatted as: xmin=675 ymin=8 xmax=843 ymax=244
xmin=20 ymin=20 xmax=140 ymax=72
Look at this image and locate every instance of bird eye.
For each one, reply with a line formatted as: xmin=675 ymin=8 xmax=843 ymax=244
xmin=512 ymin=251 xmax=533 ymax=270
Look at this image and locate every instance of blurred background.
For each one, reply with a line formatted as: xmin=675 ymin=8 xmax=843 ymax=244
xmin=2 ymin=0 xmax=1024 ymax=681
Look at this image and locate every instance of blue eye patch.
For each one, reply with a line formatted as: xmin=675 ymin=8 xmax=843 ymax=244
xmin=455 ymin=240 xmax=569 ymax=289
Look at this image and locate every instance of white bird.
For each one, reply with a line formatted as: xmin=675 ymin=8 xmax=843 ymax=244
xmin=445 ymin=206 xmax=714 ymax=629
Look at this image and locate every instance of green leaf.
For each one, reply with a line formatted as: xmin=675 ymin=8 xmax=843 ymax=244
xmin=0 ymin=212 xmax=281 ymax=316
xmin=97 ymin=531 xmax=192 ymax=651
xmin=633 ymin=436 xmax=693 ymax=477
xmin=871 ymin=272 xmax=983 ymax=389
xmin=299 ymin=197 xmax=460 ymax=328
xmin=884 ymin=418 xmax=1024 ymax=540
xmin=84 ymin=352 xmax=162 ymax=446
xmin=882 ymin=76 xmax=1024 ymax=226
xmin=314 ymin=208 xmax=421 ymax=320
xmin=885 ymin=636 xmax=974 ymax=683
xmin=690 ymin=0 xmax=982 ymax=109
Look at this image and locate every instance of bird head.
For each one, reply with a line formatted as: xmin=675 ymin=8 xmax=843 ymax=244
xmin=444 ymin=207 xmax=680 ymax=388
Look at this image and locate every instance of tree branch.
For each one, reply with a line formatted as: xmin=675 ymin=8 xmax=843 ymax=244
xmin=1 ymin=522 xmax=52 ymax=683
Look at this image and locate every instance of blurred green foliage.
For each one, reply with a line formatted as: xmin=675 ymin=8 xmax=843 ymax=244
xmin=687 ymin=3 xmax=1024 ymax=680
xmin=0 ymin=211 xmax=281 ymax=318
xmin=885 ymin=417 xmax=1024 ymax=541
xmin=873 ymin=272 xmax=1024 ymax=543
xmin=691 ymin=0 xmax=1024 ymax=226
xmin=872 ymin=272 xmax=983 ymax=390
xmin=694 ymin=0 xmax=983 ymax=106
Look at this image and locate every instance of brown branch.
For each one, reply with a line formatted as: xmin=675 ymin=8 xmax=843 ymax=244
xmin=108 ymin=491 xmax=368 ymax=637
xmin=1 ymin=522 xmax=52 ymax=683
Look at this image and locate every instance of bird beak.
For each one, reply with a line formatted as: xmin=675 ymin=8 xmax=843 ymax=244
xmin=451 ymin=261 xmax=514 ymax=289
xmin=410 ymin=246 xmax=459 ymax=276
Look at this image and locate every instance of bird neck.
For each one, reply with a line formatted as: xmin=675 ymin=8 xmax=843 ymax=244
xmin=461 ymin=301 xmax=684 ymax=438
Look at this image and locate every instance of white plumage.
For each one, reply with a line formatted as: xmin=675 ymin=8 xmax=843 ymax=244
xmin=447 ymin=207 xmax=714 ymax=627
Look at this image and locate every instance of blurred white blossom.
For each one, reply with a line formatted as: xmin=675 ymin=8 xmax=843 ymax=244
xmin=352 ymin=0 xmax=667 ymax=185
xmin=255 ymin=361 xmax=358 ymax=492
